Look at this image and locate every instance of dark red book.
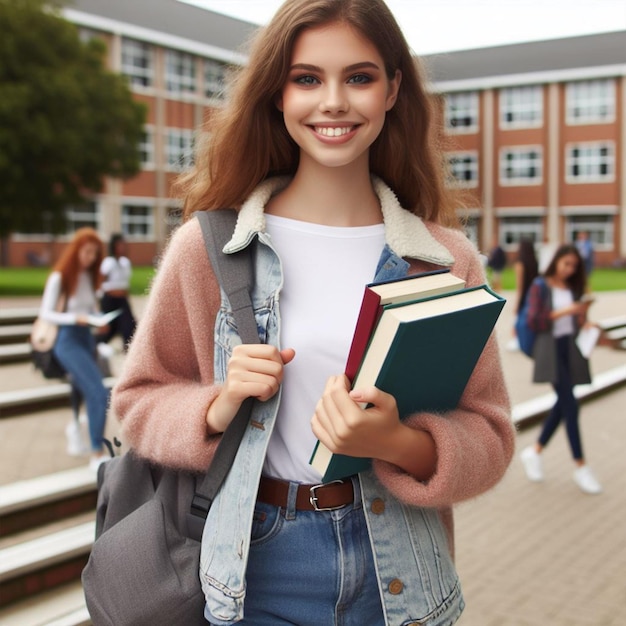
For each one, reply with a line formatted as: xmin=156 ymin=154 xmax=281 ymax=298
xmin=344 ymin=270 xmax=466 ymax=382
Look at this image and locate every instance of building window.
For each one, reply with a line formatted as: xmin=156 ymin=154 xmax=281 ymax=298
xmin=499 ymin=216 xmax=543 ymax=249
xmin=446 ymin=151 xmax=479 ymax=187
xmin=566 ymin=79 xmax=615 ymax=125
xmin=565 ymin=142 xmax=614 ymax=183
xmin=165 ymin=50 xmax=196 ymax=94
xmin=444 ymin=91 xmax=479 ymax=133
xmin=121 ymin=204 xmax=154 ymax=238
xmin=166 ymin=128 xmax=195 ymax=171
xmin=500 ymin=86 xmax=543 ymax=129
xmin=204 ymin=59 xmax=227 ymax=98
xmin=499 ymin=146 xmax=543 ymax=186
xmin=121 ymin=38 xmax=154 ymax=88
xmin=139 ymin=128 xmax=155 ymax=169
xmin=66 ymin=201 xmax=100 ymax=233
xmin=565 ymin=215 xmax=613 ymax=251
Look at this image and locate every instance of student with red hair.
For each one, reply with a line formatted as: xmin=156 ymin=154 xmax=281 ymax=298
xmin=40 ymin=227 xmax=109 ymax=471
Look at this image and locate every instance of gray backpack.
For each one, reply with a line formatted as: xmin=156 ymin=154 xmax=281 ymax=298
xmin=82 ymin=210 xmax=259 ymax=626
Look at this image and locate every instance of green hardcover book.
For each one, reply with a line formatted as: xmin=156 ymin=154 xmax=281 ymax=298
xmin=310 ymin=285 xmax=505 ymax=482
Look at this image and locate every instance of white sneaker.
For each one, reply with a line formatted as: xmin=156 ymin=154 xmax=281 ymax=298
xmin=573 ymin=466 xmax=602 ymax=494
xmin=520 ymin=446 xmax=544 ymax=482
xmin=97 ymin=343 xmax=115 ymax=359
xmin=65 ymin=421 xmax=90 ymax=457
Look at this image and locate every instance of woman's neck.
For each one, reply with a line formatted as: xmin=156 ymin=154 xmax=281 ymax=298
xmin=266 ymin=159 xmax=382 ymax=227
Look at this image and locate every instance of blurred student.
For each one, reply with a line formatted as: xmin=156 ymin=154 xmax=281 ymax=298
xmin=575 ymin=231 xmax=594 ymax=277
xmin=99 ymin=233 xmax=136 ymax=352
xmin=520 ymin=244 xmax=601 ymax=494
xmin=39 ymin=228 xmax=110 ymax=471
xmin=487 ymin=240 xmax=506 ymax=291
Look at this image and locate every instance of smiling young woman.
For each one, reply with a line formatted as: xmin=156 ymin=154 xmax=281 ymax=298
xmin=112 ymin=1 xmax=514 ymax=624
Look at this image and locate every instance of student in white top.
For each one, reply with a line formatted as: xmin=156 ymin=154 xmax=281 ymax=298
xmin=40 ymin=228 xmax=110 ymax=471
xmin=99 ymin=233 xmax=136 ymax=351
xmin=520 ymin=244 xmax=602 ymax=494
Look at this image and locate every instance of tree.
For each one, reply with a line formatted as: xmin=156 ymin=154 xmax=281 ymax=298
xmin=0 ymin=0 xmax=146 ymax=245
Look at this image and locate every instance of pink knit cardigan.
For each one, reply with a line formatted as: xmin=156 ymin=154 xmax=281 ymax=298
xmin=112 ymin=216 xmax=514 ymax=512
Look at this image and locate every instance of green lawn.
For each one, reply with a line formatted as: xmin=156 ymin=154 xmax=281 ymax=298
xmin=0 ymin=266 xmax=156 ymax=296
xmin=0 ymin=265 xmax=624 ymax=297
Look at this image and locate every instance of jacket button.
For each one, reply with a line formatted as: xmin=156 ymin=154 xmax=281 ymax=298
xmin=388 ymin=578 xmax=404 ymax=595
xmin=371 ymin=498 xmax=385 ymax=514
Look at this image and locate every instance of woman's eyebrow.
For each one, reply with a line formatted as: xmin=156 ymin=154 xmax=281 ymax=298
xmin=289 ymin=61 xmax=381 ymax=72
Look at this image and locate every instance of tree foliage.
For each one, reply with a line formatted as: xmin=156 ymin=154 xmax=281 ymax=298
xmin=0 ymin=0 xmax=147 ymax=237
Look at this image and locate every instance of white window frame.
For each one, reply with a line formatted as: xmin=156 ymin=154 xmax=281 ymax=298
xmin=565 ymin=215 xmax=613 ymax=252
xmin=444 ymin=91 xmax=479 ymax=134
xmin=499 ymin=146 xmax=543 ymax=186
xmin=565 ymin=141 xmax=615 ymax=184
xmin=139 ymin=126 xmax=155 ymax=170
xmin=165 ymin=128 xmax=195 ymax=172
xmin=204 ymin=58 xmax=227 ymax=99
xmin=499 ymin=217 xmax=543 ymax=251
xmin=121 ymin=38 xmax=154 ymax=89
xmin=165 ymin=49 xmax=196 ymax=94
xmin=446 ymin=151 xmax=479 ymax=188
xmin=499 ymin=85 xmax=543 ymax=129
xmin=65 ymin=201 xmax=101 ymax=234
xmin=566 ymin=79 xmax=616 ymax=125
xmin=121 ymin=203 xmax=154 ymax=239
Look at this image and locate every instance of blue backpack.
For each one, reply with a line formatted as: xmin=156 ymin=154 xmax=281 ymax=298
xmin=515 ymin=277 xmax=547 ymax=357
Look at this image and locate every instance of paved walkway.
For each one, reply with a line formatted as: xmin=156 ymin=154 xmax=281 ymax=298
xmin=1 ymin=290 xmax=625 ymax=624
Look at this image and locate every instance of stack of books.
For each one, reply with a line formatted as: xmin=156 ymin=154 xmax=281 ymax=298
xmin=310 ymin=269 xmax=505 ymax=482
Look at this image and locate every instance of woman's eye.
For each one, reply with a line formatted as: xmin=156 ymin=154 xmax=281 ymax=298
xmin=294 ymin=75 xmax=319 ymax=86
xmin=348 ymin=73 xmax=372 ymax=85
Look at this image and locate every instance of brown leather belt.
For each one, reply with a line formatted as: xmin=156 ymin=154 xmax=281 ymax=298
xmin=257 ymin=475 xmax=354 ymax=511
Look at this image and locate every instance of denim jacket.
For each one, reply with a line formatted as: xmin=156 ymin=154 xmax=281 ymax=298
xmin=200 ymin=177 xmax=465 ymax=625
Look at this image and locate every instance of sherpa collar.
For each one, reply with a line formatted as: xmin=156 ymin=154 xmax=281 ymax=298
xmin=223 ymin=176 xmax=454 ymax=266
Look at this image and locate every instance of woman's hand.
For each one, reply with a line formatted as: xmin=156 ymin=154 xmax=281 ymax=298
xmin=311 ymin=376 xmax=437 ymax=480
xmin=206 ymin=345 xmax=295 ymax=434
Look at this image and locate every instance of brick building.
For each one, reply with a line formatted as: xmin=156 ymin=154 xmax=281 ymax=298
xmin=423 ymin=30 xmax=626 ymax=265
xmin=8 ymin=1 xmax=625 ymax=268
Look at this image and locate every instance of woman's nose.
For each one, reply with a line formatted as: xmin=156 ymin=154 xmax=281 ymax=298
xmin=319 ymin=83 xmax=349 ymax=114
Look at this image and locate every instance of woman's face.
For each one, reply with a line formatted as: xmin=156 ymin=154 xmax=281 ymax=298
xmin=555 ymin=252 xmax=579 ymax=281
xmin=277 ymin=21 xmax=401 ymax=172
xmin=78 ymin=241 xmax=99 ymax=270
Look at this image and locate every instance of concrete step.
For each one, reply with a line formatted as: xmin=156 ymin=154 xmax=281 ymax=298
xmin=0 ymin=308 xmax=38 ymax=326
xmin=0 ymin=324 xmax=32 ymax=345
xmin=0 ymin=519 xmax=94 ymax=608
xmin=0 ymin=343 xmax=30 ymax=364
xmin=0 ymin=580 xmax=90 ymax=626
xmin=0 ymin=377 xmax=115 ymax=418
xmin=0 ymin=467 xmax=97 ymax=537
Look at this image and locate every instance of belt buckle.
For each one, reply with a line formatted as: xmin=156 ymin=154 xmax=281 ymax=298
xmin=309 ymin=480 xmax=346 ymax=511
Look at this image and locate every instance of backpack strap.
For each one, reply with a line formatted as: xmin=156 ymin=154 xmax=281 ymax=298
xmin=189 ymin=210 xmax=260 ymax=534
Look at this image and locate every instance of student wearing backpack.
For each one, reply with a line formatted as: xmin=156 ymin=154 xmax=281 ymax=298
xmin=520 ymin=244 xmax=601 ymax=494
xmin=112 ymin=1 xmax=514 ymax=623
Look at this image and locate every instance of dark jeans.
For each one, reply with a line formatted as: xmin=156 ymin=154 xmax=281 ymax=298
xmin=99 ymin=294 xmax=136 ymax=349
xmin=538 ymin=335 xmax=583 ymax=460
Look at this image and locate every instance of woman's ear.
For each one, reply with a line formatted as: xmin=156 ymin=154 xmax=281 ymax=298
xmin=275 ymin=93 xmax=284 ymax=112
xmin=385 ymin=70 xmax=402 ymax=111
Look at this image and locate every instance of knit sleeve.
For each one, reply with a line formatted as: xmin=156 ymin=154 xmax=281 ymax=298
xmin=111 ymin=220 xmax=223 ymax=471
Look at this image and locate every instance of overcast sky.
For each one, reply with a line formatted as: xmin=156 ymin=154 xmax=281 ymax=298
xmin=180 ymin=0 xmax=626 ymax=54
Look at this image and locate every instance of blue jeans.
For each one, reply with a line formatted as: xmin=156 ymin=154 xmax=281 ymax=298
xmin=205 ymin=477 xmax=384 ymax=626
xmin=53 ymin=325 xmax=109 ymax=451
xmin=538 ymin=335 xmax=583 ymax=460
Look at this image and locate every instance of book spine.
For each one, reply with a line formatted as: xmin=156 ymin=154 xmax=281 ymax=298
xmin=345 ymin=288 xmax=382 ymax=383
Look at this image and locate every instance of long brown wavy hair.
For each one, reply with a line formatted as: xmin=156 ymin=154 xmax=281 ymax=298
xmin=178 ymin=0 xmax=459 ymax=227
xmin=52 ymin=227 xmax=104 ymax=296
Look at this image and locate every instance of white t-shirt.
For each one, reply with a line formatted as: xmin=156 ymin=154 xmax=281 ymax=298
xmin=551 ymin=287 xmax=575 ymax=337
xmin=100 ymin=256 xmax=132 ymax=292
xmin=263 ymin=214 xmax=385 ymax=482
